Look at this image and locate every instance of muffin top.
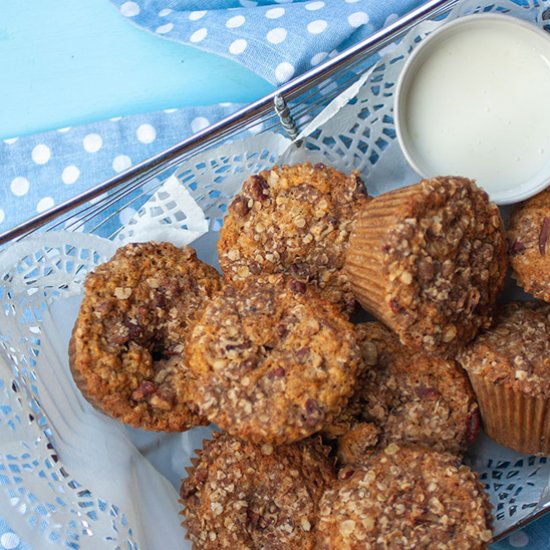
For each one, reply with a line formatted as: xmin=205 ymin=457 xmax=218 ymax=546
xmin=218 ymin=162 xmax=368 ymax=312
xmin=180 ymin=432 xmax=334 ymax=550
xmin=326 ymin=322 xmax=479 ymax=464
xmin=508 ymin=186 xmax=550 ymax=301
xmin=459 ymin=301 xmax=550 ymax=399
xmin=316 ymin=444 xmax=492 ymax=550
xmin=70 ymin=242 xmax=221 ymax=431
xmin=348 ymin=176 xmax=507 ymax=354
xmin=185 ymin=274 xmax=362 ymax=445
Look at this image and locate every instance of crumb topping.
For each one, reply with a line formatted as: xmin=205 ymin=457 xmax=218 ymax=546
xmin=70 ymin=242 xmax=221 ymax=431
xmin=180 ymin=432 xmax=335 ymax=549
xmin=185 ymin=274 xmax=362 ymax=444
xmin=458 ymin=301 xmax=550 ymax=398
xmin=508 ymin=187 xmax=550 ymax=301
xmin=325 ymin=322 xmax=479 ymax=464
xmin=316 ymin=444 xmax=492 ymax=549
xmin=218 ymin=162 xmax=369 ymax=312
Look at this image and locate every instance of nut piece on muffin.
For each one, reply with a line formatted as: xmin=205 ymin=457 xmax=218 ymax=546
xmin=185 ymin=274 xmax=362 ymax=445
xmin=345 ymin=176 xmax=507 ymax=355
xmin=324 ymin=322 xmax=480 ymax=465
xmin=218 ymin=162 xmax=369 ymax=312
xmin=70 ymin=242 xmax=222 ymax=432
xmin=458 ymin=301 xmax=550 ymax=455
xmin=508 ymin=186 xmax=550 ymax=301
xmin=316 ymin=444 xmax=493 ymax=550
xmin=180 ymin=432 xmax=335 ymax=550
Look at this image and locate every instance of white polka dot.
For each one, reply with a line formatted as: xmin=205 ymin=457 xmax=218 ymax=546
xmin=110 ymin=116 xmax=122 ymax=122
xmin=0 ymin=532 xmax=20 ymax=549
xmin=305 ymin=1 xmax=325 ymax=10
xmin=4 ymin=137 xmax=18 ymax=145
xmin=32 ymin=144 xmax=51 ymax=165
xmin=36 ymin=197 xmax=54 ymax=213
xmin=311 ymin=52 xmax=328 ymax=66
xmin=189 ymin=10 xmax=206 ymax=21
xmin=159 ymin=8 xmax=172 ymax=17
xmin=0 ymin=208 xmax=5 ymax=224
xmin=163 ymin=108 xmax=178 ymax=113
xmin=229 ymin=39 xmax=247 ymax=55
xmin=267 ymin=28 xmax=287 ymax=45
xmin=266 ymin=7 xmax=285 ymax=18
xmin=156 ymin=23 xmax=173 ymax=34
xmin=190 ymin=28 xmax=208 ymax=43
xmin=119 ymin=207 xmax=137 ymax=226
xmin=348 ymin=11 xmax=369 ymax=27
xmin=83 ymin=134 xmax=102 ymax=153
xmin=240 ymin=0 xmax=257 ymax=5
xmin=10 ymin=176 xmax=30 ymax=196
xmin=136 ymin=124 xmax=156 ymax=144
xmin=275 ymin=61 xmax=295 ymax=83
xmin=307 ymin=20 xmax=327 ymax=34
xmin=345 ymin=0 xmax=360 ymax=3
xmin=191 ymin=117 xmax=210 ymax=133
xmin=384 ymin=13 xmax=399 ymax=27
xmin=509 ymin=531 xmax=529 ymax=548
xmin=57 ymin=127 xmax=71 ymax=133
xmin=89 ymin=192 xmax=108 ymax=205
xmin=62 ymin=165 xmax=80 ymax=185
xmin=226 ymin=15 xmax=245 ymax=28
xmin=112 ymin=155 xmax=132 ymax=173
xmin=274 ymin=0 xmax=292 ymax=3
xmin=120 ymin=1 xmax=140 ymax=17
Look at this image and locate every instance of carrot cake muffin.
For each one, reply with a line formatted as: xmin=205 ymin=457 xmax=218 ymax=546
xmin=458 ymin=301 xmax=550 ymax=455
xmin=180 ymin=432 xmax=334 ymax=549
xmin=508 ymin=186 xmax=550 ymax=301
xmin=70 ymin=242 xmax=222 ymax=431
xmin=325 ymin=322 xmax=479 ymax=465
xmin=218 ymin=162 xmax=368 ymax=312
xmin=316 ymin=444 xmax=493 ymax=549
xmin=185 ymin=274 xmax=362 ymax=445
xmin=345 ymin=176 xmax=507 ymax=355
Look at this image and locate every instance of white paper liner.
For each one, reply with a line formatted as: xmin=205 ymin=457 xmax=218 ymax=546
xmin=1 ymin=1 xmax=549 ymax=547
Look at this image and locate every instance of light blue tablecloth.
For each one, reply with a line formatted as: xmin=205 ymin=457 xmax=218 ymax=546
xmin=0 ymin=1 xmax=548 ymax=548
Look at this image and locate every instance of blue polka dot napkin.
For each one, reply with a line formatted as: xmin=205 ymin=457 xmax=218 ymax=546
xmin=111 ymin=0 xmax=420 ymax=85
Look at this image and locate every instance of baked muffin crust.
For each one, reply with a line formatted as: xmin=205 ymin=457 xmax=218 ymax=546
xmin=185 ymin=274 xmax=362 ymax=444
xmin=346 ymin=176 xmax=507 ymax=354
xmin=508 ymin=187 xmax=550 ymax=301
xmin=218 ymin=162 xmax=368 ymax=312
xmin=70 ymin=242 xmax=221 ymax=431
xmin=180 ymin=432 xmax=334 ymax=549
xmin=316 ymin=444 xmax=493 ymax=549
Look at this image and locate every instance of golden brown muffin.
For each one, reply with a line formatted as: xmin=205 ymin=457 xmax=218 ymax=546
xmin=458 ymin=301 xmax=550 ymax=455
xmin=345 ymin=176 xmax=507 ymax=355
xmin=508 ymin=186 xmax=550 ymax=301
xmin=218 ymin=162 xmax=368 ymax=312
xmin=316 ymin=444 xmax=493 ymax=549
xmin=180 ymin=432 xmax=335 ymax=549
xmin=70 ymin=242 xmax=221 ymax=431
xmin=185 ymin=274 xmax=362 ymax=445
xmin=325 ymin=322 xmax=480 ymax=465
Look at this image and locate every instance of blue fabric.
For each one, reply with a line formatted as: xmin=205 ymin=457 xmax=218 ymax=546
xmin=110 ymin=0 xmax=420 ymax=85
xmin=1 ymin=1 xmax=549 ymax=548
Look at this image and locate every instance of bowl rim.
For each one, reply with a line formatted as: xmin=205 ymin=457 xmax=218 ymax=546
xmin=394 ymin=12 xmax=550 ymax=205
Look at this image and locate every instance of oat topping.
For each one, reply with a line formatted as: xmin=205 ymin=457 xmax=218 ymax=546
xmin=218 ymin=162 xmax=369 ymax=312
xmin=180 ymin=432 xmax=335 ymax=549
xmin=185 ymin=274 xmax=362 ymax=445
xmin=325 ymin=322 xmax=479 ymax=464
xmin=458 ymin=301 xmax=550 ymax=398
xmin=316 ymin=445 xmax=493 ymax=549
xmin=508 ymin=187 xmax=550 ymax=301
xmin=70 ymin=242 xmax=221 ymax=431
xmin=347 ymin=176 xmax=506 ymax=354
